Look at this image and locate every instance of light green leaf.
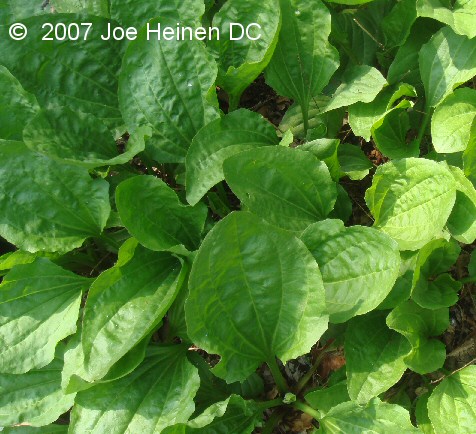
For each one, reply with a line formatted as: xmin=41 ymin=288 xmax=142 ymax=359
xmin=266 ymin=0 xmax=339 ymax=131
xmin=119 ymin=18 xmax=219 ymax=163
xmin=338 ymin=144 xmax=373 ymax=180
xmin=0 ymin=66 xmax=39 ymax=142
xmin=185 ymin=109 xmax=278 ymax=206
xmin=0 ymin=352 xmax=75 ymax=427
xmin=0 ymin=142 xmax=110 ymax=253
xmin=0 ymin=0 xmax=48 ymax=22
xmin=417 ymin=0 xmax=476 ymax=39
xmin=365 ymin=158 xmax=457 ymax=250
xmin=0 ymin=259 xmax=89 ymax=374
xmin=162 ymin=395 xmax=263 ymax=433
xmin=348 ymin=83 xmax=416 ymax=141
xmin=386 ymin=301 xmax=449 ymax=374
xmin=81 ymin=239 xmax=184 ymax=381
xmin=427 ymin=365 xmax=476 ymax=434
xmin=345 ymin=311 xmax=411 ymax=404
xmin=210 ymin=0 xmax=281 ymax=107
xmin=116 ymin=176 xmax=207 ymax=253
xmin=111 ymin=0 xmax=204 ymax=27
xmin=432 ymin=88 xmax=476 ymax=153
xmin=301 ymin=219 xmax=400 ymax=323
xmin=419 ymin=26 xmax=476 ymax=108
xmin=463 ymin=119 xmax=476 ymax=185
xmin=23 ymin=107 xmax=146 ymax=168
xmin=411 ymin=239 xmax=461 ymax=309
xmin=185 ymin=211 xmax=328 ymax=383
xmin=318 ymin=398 xmax=419 ymax=433
xmin=69 ymin=345 xmax=200 ymax=434
xmin=0 ymin=15 xmax=124 ymax=127
xmin=223 ymin=147 xmax=337 ymax=232
xmin=323 ymin=65 xmax=387 ymax=113
xmin=296 ymin=139 xmax=341 ymax=181
xmin=0 ymin=425 xmax=68 ymax=433
xmin=305 ymin=381 xmax=350 ymax=416
xmin=447 ymin=165 xmax=476 ymax=243
xmin=50 ymin=0 xmax=110 ymax=17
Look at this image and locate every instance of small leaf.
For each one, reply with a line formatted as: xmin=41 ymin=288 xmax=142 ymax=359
xmin=338 ymin=144 xmax=373 ymax=180
xmin=185 ymin=109 xmax=278 ymax=206
xmin=185 ymin=211 xmax=328 ymax=383
xmin=365 ymin=158 xmax=457 ymax=250
xmin=386 ymin=301 xmax=449 ymax=374
xmin=116 ymin=176 xmax=207 ymax=253
xmin=345 ymin=311 xmax=411 ymax=404
xmin=223 ymin=147 xmax=337 ymax=232
xmin=427 ymin=365 xmax=476 ymax=434
xmin=305 ymin=381 xmax=350 ymax=416
xmin=69 ymin=345 xmax=200 ymax=434
xmin=0 ymin=259 xmax=89 ymax=374
xmin=301 ymin=219 xmax=401 ymax=323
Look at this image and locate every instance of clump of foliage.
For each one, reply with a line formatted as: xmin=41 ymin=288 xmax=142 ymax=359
xmin=0 ymin=0 xmax=476 ymax=433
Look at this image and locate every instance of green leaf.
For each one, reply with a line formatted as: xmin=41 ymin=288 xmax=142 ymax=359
xmin=81 ymin=239 xmax=184 ymax=381
xmin=0 ymin=352 xmax=75 ymax=427
xmin=0 ymin=259 xmax=89 ymax=374
xmin=301 ymin=219 xmax=400 ymax=323
xmin=111 ymin=0 xmax=205 ymax=28
xmin=463 ymin=119 xmax=476 ymax=185
xmin=382 ymin=0 xmax=417 ymax=48
xmin=324 ymin=65 xmax=387 ymax=113
xmin=223 ymin=147 xmax=337 ymax=232
xmin=0 ymin=142 xmax=110 ymax=253
xmin=0 ymin=66 xmax=39 ymax=142
xmin=338 ymin=144 xmax=373 ymax=180
xmin=119 ymin=18 xmax=219 ymax=163
xmin=0 ymin=0 xmax=48 ymax=22
xmin=0 ymin=15 xmax=124 ymax=127
xmin=386 ymin=301 xmax=449 ymax=374
xmin=372 ymin=108 xmax=418 ymax=159
xmin=210 ymin=0 xmax=281 ymax=107
xmin=305 ymin=381 xmax=350 ymax=416
xmin=69 ymin=345 xmax=200 ymax=434
xmin=469 ymin=249 xmax=476 ymax=277
xmin=185 ymin=109 xmax=278 ymax=206
xmin=162 ymin=395 xmax=263 ymax=434
xmin=348 ymin=83 xmax=416 ymax=142
xmin=185 ymin=211 xmax=328 ymax=383
xmin=318 ymin=398 xmax=419 ymax=433
xmin=265 ymin=0 xmax=339 ymax=131
xmin=417 ymin=0 xmax=476 ymax=39
xmin=23 ymin=107 xmax=146 ymax=168
xmin=345 ymin=311 xmax=411 ymax=404
xmin=447 ymin=166 xmax=476 ymax=244
xmin=297 ymin=139 xmax=341 ymax=181
xmin=427 ymin=365 xmax=476 ymax=434
xmin=432 ymin=88 xmax=476 ymax=153
xmin=411 ymin=239 xmax=461 ymax=309
xmin=116 ymin=176 xmax=207 ymax=253
xmin=325 ymin=0 xmax=376 ymax=4
xmin=419 ymin=26 xmax=476 ymax=108
xmin=50 ymin=0 xmax=110 ymax=17
xmin=415 ymin=393 xmax=435 ymax=434
xmin=365 ymin=158 xmax=457 ymax=250
xmin=0 ymin=425 xmax=68 ymax=434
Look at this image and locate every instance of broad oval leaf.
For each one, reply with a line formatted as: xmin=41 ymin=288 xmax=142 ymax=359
xmin=0 ymin=65 xmax=39 ymax=142
xmin=427 ymin=365 xmax=476 ymax=434
xmin=223 ymin=147 xmax=337 ymax=232
xmin=432 ymin=88 xmax=476 ymax=153
xmin=0 ymin=15 xmax=124 ymax=127
xmin=319 ymin=399 xmax=419 ymax=433
xmin=345 ymin=311 xmax=411 ymax=404
xmin=210 ymin=0 xmax=281 ymax=107
xmin=0 ymin=259 xmax=89 ymax=374
xmin=119 ymin=18 xmax=219 ymax=163
xmin=81 ymin=239 xmax=184 ymax=381
xmin=0 ymin=143 xmax=111 ymax=253
xmin=185 ymin=109 xmax=279 ymax=206
xmin=300 ymin=219 xmax=400 ymax=323
xmin=0 ymin=352 xmax=75 ymax=427
xmin=116 ymin=176 xmax=207 ymax=253
xmin=365 ymin=158 xmax=457 ymax=250
xmin=419 ymin=26 xmax=476 ymax=108
xmin=69 ymin=345 xmax=200 ymax=434
xmin=265 ymin=0 xmax=339 ymax=130
xmin=185 ymin=211 xmax=328 ymax=383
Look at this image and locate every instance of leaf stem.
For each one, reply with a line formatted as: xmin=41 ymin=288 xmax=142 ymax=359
xmin=258 ymin=398 xmax=284 ymax=410
xmin=414 ymin=107 xmax=432 ymax=151
xmin=291 ymin=401 xmax=321 ymax=421
xmin=267 ymin=357 xmax=289 ymax=395
xmin=294 ymin=348 xmax=329 ymax=395
xmin=460 ymin=276 xmax=476 ymax=284
xmin=261 ymin=410 xmax=284 ymax=434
